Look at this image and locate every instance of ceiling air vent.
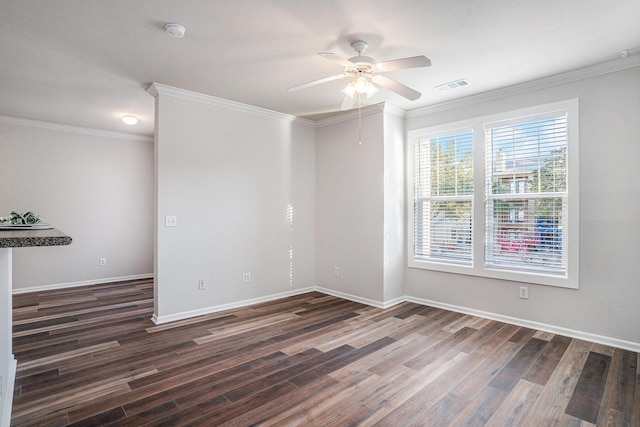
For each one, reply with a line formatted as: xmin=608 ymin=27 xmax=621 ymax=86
xmin=436 ymin=78 xmax=470 ymax=92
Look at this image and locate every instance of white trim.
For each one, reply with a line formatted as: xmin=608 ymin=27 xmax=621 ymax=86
xmin=152 ymin=285 xmax=640 ymax=352
xmin=147 ymin=84 xmax=404 ymax=128
xmin=1 ymin=357 xmax=16 ymax=427
xmin=0 ymin=115 xmax=153 ymax=142
xmin=12 ymin=277 xmax=638 ymax=352
xmin=405 ymin=295 xmax=640 ymax=353
xmin=147 ymin=82 xmax=316 ymax=128
xmin=381 ymin=295 xmax=406 ymax=309
xmin=152 ymin=286 xmax=316 ymax=324
xmin=383 ymin=103 xmax=407 ymax=119
xmin=152 ymin=285 xmax=407 ymax=325
xmin=314 ymin=286 xmax=404 ymax=309
xmin=406 ymin=55 xmax=640 ymax=118
xmin=11 ymin=274 xmax=153 ymax=294
xmin=315 ymin=103 xmax=386 ymax=127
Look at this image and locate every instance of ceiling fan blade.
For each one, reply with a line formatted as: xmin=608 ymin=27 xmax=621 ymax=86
xmin=372 ymin=75 xmax=422 ymax=101
xmin=341 ymin=95 xmax=355 ymax=110
xmin=318 ymin=52 xmax=354 ymax=67
xmin=376 ymin=55 xmax=431 ymax=72
xmin=287 ymin=74 xmax=347 ymax=92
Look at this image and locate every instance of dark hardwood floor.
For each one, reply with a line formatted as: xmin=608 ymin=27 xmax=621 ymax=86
xmin=10 ymin=279 xmax=640 ymax=426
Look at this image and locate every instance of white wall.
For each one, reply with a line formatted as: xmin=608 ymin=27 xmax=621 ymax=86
xmin=0 ymin=118 xmax=153 ymax=290
xmin=404 ymin=66 xmax=640 ymax=345
xmin=315 ymin=107 xmax=385 ymax=304
xmin=151 ymin=85 xmax=316 ymax=322
xmin=382 ymin=108 xmax=405 ymax=303
xmin=0 ymin=248 xmax=15 ymax=427
xmin=315 ymin=104 xmax=406 ymax=307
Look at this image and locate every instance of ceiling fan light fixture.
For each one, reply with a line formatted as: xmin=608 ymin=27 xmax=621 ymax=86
xmin=342 ymin=82 xmax=356 ymax=98
xmin=354 ymin=76 xmax=370 ymax=94
xmin=365 ymin=84 xmax=378 ymax=98
xmin=343 ymin=75 xmax=378 ymax=100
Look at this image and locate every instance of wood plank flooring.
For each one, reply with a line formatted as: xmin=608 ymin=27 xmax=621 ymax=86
xmin=10 ymin=279 xmax=640 ymax=426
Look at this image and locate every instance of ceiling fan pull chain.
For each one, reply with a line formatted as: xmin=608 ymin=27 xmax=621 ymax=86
xmin=358 ymin=94 xmax=362 ymax=145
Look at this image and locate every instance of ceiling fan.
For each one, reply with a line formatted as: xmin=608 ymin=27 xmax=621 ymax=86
xmin=288 ymin=40 xmax=431 ymax=110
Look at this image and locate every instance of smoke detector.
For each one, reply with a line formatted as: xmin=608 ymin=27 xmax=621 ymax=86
xmin=165 ymin=23 xmax=186 ymax=38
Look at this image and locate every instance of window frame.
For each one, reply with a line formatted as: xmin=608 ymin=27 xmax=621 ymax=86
xmin=407 ymin=99 xmax=579 ymax=289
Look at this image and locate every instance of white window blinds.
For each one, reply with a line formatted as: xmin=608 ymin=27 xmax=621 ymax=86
xmin=414 ymin=131 xmax=474 ymax=265
xmin=484 ymin=113 xmax=568 ymax=276
xmin=408 ymin=100 xmax=578 ymax=287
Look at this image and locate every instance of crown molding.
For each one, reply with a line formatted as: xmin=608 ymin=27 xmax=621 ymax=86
xmin=315 ymin=102 xmax=388 ymax=128
xmin=383 ymin=103 xmax=407 ymax=119
xmin=147 ymin=82 xmax=317 ymax=128
xmin=0 ymin=115 xmax=153 ymax=142
xmin=148 ymin=82 xmax=405 ymax=128
xmin=406 ymin=54 xmax=640 ymax=118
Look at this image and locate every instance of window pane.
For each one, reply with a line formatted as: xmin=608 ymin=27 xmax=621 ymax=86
xmin=415 ymin=199 xmax=472 ymax=265
xmin=486 ymin=197 xmax=566 ymax=275
xmin=414 ymin=130 xmax=474 ymax=266
xmin=485 ymin=113 xmax=568 ymax=276
xmin=489 ymin=117 xmax=567 ymax=194
xmin=429 ymin=133 xmax=473 ymax=196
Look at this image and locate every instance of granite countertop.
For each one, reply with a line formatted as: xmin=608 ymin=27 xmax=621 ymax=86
xmin=0 ymin=228 xmax=72 ymax=248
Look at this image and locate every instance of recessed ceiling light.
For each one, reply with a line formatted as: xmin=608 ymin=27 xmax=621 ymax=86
xmin=436 ymin=78 xmax=471 ymax=92
xmin=122 ymin=115 xmax=138 ymax=125
xmin=165 ymin=23 xmax=186 ymax=38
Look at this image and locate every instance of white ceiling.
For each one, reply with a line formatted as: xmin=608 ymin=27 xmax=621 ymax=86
xmin=1 ymin=0 xmax=638 ymax=136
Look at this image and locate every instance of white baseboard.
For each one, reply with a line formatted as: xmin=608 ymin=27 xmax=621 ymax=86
xmin=152 ymin=286 xmax=402 ymax=325
xmin=405 ymin=295 xmax=640 ymax=353
xmin=12 ymin=274 xmax=154 ymax=294
xmin=11 ymin=277 xmax=639 ymax=353
xmin=382 ymin=295 xmax=406 ymax=309
xmin=1 ymin=357 xmax=16 ymax=427
xmin=152 ymin=286 xmax=316 ymax=325
xmin=314 ymin=286 xmax=404 ymax=309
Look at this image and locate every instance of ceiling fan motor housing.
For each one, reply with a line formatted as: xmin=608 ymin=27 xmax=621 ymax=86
xmin=346 ymin=56 xmax=378 ymax=76
xmin=348 ymin=55 xmax=376 ymax=66
xmin=351 ymin=40 xmax=368 ymax=54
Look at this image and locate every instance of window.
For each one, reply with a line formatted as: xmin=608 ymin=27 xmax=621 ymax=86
xmin=485 ymin=114 xmax=568 ymax=275
xmin=408 ymin=100 xmax=579 ymax=288
xmin=414 ymin=130 xmax=474 ymax=265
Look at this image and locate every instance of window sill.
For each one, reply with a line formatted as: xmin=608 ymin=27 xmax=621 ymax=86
xmin=408 ymin=258 xmax=578 ymax=289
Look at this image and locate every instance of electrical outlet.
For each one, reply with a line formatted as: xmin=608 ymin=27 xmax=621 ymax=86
xmin=99 ymin=258 xmax=106 ymax=266
xmin=198 ymin=279 xmax=205 ymax=290
xmin=333 ymin=267 xmax=339 ymax=277
xmin=165 ymin=215 xmax=177 ymax=227
xmin=242 ymin=273 xmax=251 ymax=283
xmin=519 ymin=286 xmax=529 ymax=299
